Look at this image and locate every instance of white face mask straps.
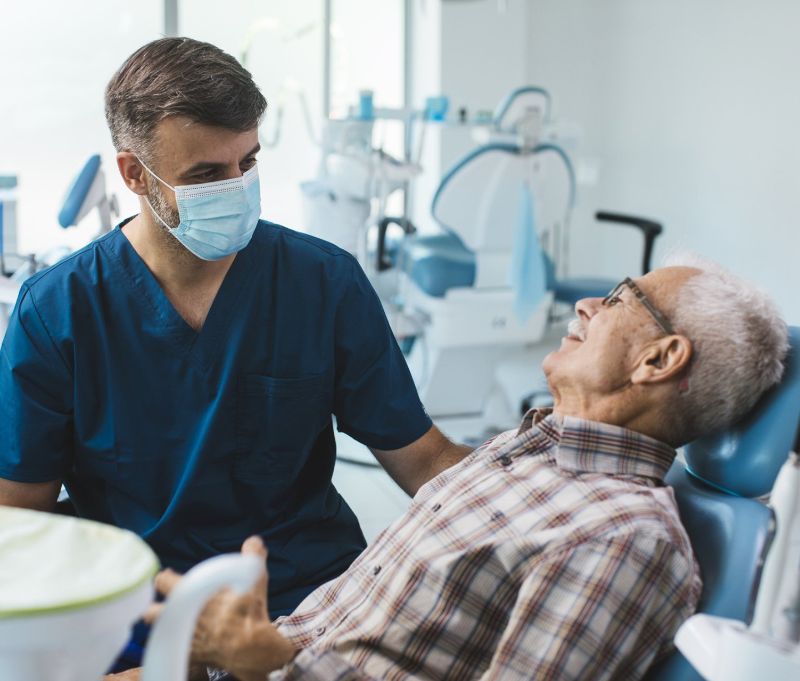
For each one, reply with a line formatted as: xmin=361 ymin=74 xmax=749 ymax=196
xmin=137 ymin=157 xmax=175 ymax=192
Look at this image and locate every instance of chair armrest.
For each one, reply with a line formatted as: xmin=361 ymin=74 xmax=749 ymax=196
xmin=595 ymin=211 xmax=664 ymax=274
xmin=376 ymin=216 xmax=416 ymax=272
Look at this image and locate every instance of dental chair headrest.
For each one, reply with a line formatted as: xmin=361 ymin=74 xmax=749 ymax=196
xmin=684 ymin=326 xmax=800 ymax=498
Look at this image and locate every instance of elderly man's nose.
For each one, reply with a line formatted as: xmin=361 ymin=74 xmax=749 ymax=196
xmin=575 ymin=296 xmax=602 ymax=321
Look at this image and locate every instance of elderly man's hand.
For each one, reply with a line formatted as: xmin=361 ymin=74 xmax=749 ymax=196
xmin=103 ymin=664 xmax=207 ymax=681
xmin=145 ymin=536 xmax=297 ymax=681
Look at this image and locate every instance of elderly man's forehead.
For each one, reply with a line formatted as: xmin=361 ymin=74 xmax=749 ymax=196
xmin=636 ymin=266 xmax=702 ymax=307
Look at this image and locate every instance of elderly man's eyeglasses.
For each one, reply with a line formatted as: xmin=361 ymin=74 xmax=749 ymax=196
xmin=602 ymin=277 xmax=675 ymax=335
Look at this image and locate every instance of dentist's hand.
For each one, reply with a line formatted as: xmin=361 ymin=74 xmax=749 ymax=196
xmin=146 ymin=536 xmax=297 ymax=681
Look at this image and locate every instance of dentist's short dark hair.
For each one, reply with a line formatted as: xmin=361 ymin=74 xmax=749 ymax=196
xmin=105 ymin=37 xmax=267 ymax=159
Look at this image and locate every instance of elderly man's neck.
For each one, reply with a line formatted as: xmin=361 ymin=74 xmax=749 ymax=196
xmin=551 ymin=389 xmax=676 ymax=447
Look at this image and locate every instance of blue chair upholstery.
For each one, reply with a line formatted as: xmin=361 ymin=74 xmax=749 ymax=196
xmin=397 ymin=233 xmax=476 ymax=299
xmin=552 ymin=276 xmax=615 ymax=306
xmin=644 ymin=326 xmax=800 ymax=681
xmin=644 ymin=466 xmax=775 ymax=681
xmin=58 ymin=154 xmax=101 ymax=229
xmin=684 ymin=326 xmax=800 ymax=498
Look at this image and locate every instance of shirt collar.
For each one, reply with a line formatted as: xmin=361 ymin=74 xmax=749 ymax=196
xmin=511 ymin=409 xmax=676 ymax=481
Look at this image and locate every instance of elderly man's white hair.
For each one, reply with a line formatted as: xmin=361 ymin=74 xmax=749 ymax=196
xmin=663 ymin=252 xmax=789 ymax=442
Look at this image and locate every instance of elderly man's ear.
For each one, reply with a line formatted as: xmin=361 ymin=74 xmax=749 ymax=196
xmin=631 ymin=335 xmax=693 ymax=386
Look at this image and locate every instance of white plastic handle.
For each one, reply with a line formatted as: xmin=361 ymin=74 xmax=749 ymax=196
xmin=141 ymin=553 xmax=262 ymax=681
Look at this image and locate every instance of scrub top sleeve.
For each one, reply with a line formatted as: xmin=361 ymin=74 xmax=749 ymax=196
xmin=333 ymin=258 xmax=431 ymax=451
xmin=0 ymin=286 xmax=73 ymax=482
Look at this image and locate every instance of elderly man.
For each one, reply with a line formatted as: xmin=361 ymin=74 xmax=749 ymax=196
xmin=114 ymin=256 xmax=788 ymax=681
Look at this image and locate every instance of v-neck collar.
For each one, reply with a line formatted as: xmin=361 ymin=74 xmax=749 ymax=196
xmin=102 ymin=218 xmax=258 ymax=370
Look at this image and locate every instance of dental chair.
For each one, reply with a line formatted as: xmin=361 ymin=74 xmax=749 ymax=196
xmin=1 ymin=154 xmax=118 ymax=290
xmin=58 ymin=154 xmax=118 ymax=233
xmin=644 ymin=325 xmax=800 ymax=681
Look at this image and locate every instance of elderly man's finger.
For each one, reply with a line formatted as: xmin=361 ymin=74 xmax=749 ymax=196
xmin=241 ymin=535 xmax=269 ymax=615
xmin=154 ymin=568 xmax=182 ymax=596
xmin=241 ymin=534 xmax=266 ymax=557
xmin=142 ymin=602 xmax=164 ymax=625
xmin=103 ymin=668 xmax=141 ymax=680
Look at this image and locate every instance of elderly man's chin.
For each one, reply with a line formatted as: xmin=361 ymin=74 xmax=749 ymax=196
xmin=544 ymin=333 xmax=582 ymax=364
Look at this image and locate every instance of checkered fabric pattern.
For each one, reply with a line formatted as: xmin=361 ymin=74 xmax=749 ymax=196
xmin=270 ymin=410 xmax=701 ymax=681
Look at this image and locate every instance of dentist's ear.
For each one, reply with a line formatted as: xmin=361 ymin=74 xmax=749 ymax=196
xmin=631 ymin=335 xmax=692 ymax=385
xmin=117 ymin=152 xmax=149 ymax=195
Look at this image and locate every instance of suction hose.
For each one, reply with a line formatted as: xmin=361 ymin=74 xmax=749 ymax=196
xmin=140 ymin=553 xmax=262 ymax=681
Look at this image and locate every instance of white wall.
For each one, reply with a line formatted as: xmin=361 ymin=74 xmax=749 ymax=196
xmin=526 ymin=0 xmax=800 ymax=323
xmin=409 ymin=0 xmax=531 ymax=231
xmin=0 ymin=1 xmax=162 ymax=255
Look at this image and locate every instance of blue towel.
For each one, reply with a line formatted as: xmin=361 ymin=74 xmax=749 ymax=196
xmin=510 ymin=182 xmax=547 ymax=322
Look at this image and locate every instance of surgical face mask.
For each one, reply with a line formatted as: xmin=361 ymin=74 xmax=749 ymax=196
xmin=139 ymin=158 xmax=261 ymax=261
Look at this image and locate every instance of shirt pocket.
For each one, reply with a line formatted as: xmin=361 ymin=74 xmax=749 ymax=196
xmin=234 ymin=373 xmax=333 ymax=506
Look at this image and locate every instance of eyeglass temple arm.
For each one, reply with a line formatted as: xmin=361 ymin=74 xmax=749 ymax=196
xmin=595 ymin=212 xmax=664 ymax=275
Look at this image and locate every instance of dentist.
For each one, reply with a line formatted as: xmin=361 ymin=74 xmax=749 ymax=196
xmin=0 ymin=36 xmax=468 ymax=634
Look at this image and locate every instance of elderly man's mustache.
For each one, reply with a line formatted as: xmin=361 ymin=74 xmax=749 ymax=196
xmin=567 ymin=318 xmax=586 ymax=341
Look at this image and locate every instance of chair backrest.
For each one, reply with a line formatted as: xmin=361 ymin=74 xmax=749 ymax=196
xmin=645 ymin=326 xmax=800 ymax=681
xmin=431 ymin=142 xmax=574 ymax=256
xmin=684 ymin=326 xmax=800 ymax=498
xmin=492 ymin=86 xmax=552 ymax=131
xmin=644 ymin=465 xmax=775 ymax=681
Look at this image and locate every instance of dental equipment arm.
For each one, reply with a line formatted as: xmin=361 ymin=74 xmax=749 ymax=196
xmin=370 ymin=425 xmax=472 ymax=497
xmin=0 ymin=477 xmax=60 ymax=512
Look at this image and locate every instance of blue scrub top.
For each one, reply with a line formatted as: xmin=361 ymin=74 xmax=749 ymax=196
xmin=0 ymin=219 xmax=431 ymax=615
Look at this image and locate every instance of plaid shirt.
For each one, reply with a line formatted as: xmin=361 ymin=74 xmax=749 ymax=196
xmin=270 ymin=410 xmax=701 ymax=681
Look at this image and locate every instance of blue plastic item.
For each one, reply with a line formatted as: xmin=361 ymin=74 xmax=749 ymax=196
xmin=510 ymin=183 xmax=547 ymax=322
xmin=357 ymin=90 xmax=374 ymax=121
xmin=424 ymin=95 xmax=449 ymax=122
xmin=644 ymin=464 xmax=775 ymax=681
xmin=684 ymin=326 xmax=800 ymax=498
xmin=58 ymin=155 xmax=101 ymax=229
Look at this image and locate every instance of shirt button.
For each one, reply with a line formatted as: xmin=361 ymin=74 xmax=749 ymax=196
xmin=432 ymin=503 xmax=442 ymax=512
xmin=499 ymin=455 xmax=512 ymax=467
xmin=372 ymin=565 xmax=382 ymax=576
xmin=314 ymin=626 xmax=326 ymax=636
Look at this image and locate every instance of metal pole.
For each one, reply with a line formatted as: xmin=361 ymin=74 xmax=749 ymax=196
xmin=403 ymin=0 xmax=413 ymax=217
xmin=323 ymin=0 xmax=332 ymax=120
xmin=164 ymin=0 xmax=179 ymax=37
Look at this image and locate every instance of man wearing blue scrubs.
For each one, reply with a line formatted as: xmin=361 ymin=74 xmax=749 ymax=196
xmin=0 ymin=37 xmax=469 ymax=622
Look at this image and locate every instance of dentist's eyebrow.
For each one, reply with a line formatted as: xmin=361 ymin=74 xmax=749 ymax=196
xmin=240 ymin=143 xmax=261 ymax=162
xmin=180 ymin=144 xmax=261 ymax=178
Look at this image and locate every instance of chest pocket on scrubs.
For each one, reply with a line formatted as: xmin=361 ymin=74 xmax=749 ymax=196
xmin=235 ymin=373 xmax=332 ymax=514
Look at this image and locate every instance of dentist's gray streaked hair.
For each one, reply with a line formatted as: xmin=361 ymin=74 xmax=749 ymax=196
xmin=663 ymin=252 xmax=788 ymax=443
xmin=105 ymin=37 xmax=267 ymax=162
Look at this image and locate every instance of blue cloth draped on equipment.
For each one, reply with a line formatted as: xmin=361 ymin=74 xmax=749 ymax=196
xmin=510 ymin=182 xmax=547 ymax=322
